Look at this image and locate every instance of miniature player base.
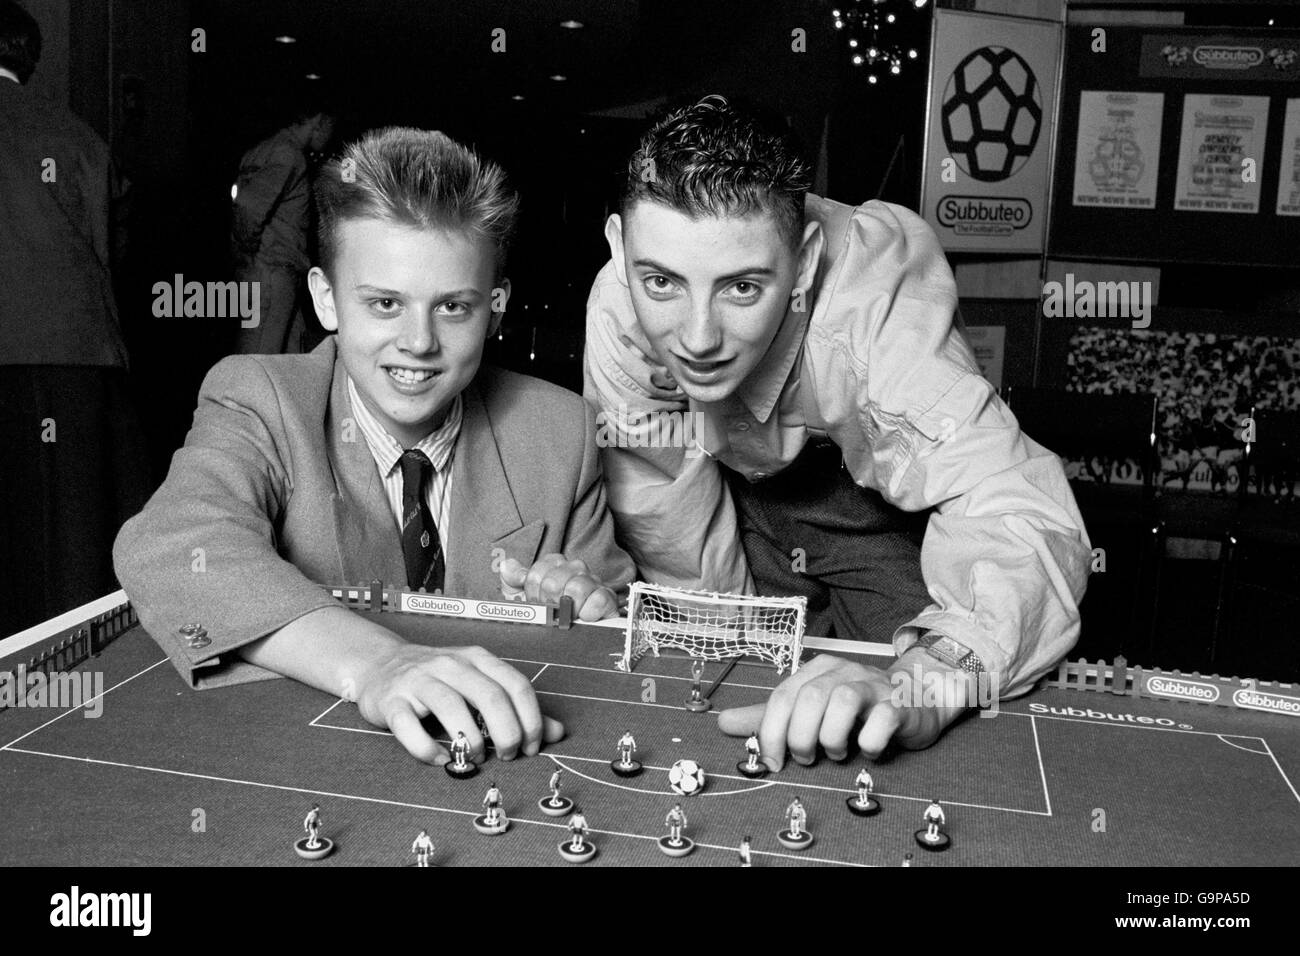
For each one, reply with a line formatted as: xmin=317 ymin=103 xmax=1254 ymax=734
xmin=846 ymin=794 xmax=880 ymax=816
xmin=685 ymin=698 xmax=710 ymax=713
xmin=914 ymin=828 xmax=951 ymax=851
xmin=558 ymin=840 xmax=597 ymax=863
xmin=658 ymin=835 xmax=695 ymax=857
xmin=610 ymin=758 xmax=643 ymax=778
xmin=473 ymin=813 xmax=509 ymax=835
xmin=445 ymin=761 xmax=478 ymax=779
xmin=777 ymin=829 xmax=814 ymax=851
xmin=737 ymin=759 xmax=769 ymax=779
xmin=538 ymin=795 xmax=574 ymax=817
xmin=294 ymin=836 xmax=334 ymax=860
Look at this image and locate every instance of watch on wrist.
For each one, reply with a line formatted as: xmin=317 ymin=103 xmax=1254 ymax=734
xmin=913 ymin=631 xmax=985 ymax=676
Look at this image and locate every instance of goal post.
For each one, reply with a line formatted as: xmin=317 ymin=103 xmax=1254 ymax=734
xmin=619 ymin=582 xmax=808 ymax=675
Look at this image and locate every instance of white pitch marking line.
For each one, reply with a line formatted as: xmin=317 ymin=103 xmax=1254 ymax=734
xmin=998 ymin=708 xmax=1271 ymax=739
xmin=312 ymin=722 xmax=390 ymax=737
xmin=539 ymin=752 xmax=1048 ymax=816
xmin=3 ymin=746 xmax=866 ymax=866
xmin=1258 ymin=738 xmax=1300 ymax=807
xmin=1215 ymin=735 xmax=1270 ymax=755
xmin=308 ymin=698 xmax=347 ymax=727
xmin=308 ymin=716 xmax=1049 ymax=816
xmin=0 ymin=658 xmax=170 ymax=752
xmin=497 ymin=656 xmax=775 ymax=692
xmin=537 ymin=690 xmax=715 ymax=712
xmin=1030 ymin=715 xmax=1052 ymax=818
xmin=529 ymin=663 xmax=550 ymax=683
xmin=545 ymin=753 xmax=778 ymax=800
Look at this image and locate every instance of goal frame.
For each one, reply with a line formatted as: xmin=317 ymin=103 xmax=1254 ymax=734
xmin=619 ymin=582 xmax=807 ymax=675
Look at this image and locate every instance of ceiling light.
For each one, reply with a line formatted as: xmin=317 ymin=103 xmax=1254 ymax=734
xmin=549 ymin=74 xmax=567 ymax=82
xmin=274 ymin=35 xmax=296 ymax=44
xmin=559 ymin=19 xmax=584 ymax=29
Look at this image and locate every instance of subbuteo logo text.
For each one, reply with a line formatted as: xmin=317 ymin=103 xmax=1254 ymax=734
xmin=1193 ymin=45 xmax=1264 ymax=70
xmin=1147 ymin=676 xmax=1219 ymax=702
xmin=1233 ymin=689 xmax=1300 ymax=716
xmin=405 ymin=595 xmax=465 ymax=615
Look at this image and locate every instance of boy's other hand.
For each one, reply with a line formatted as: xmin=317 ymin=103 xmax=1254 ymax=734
xmin=715 ymin=652 xmax=969 ymax=771
xmin=353 ymin=642 xmax=564 ymax=765
xmin=498 ymin=554 xmax=618 ymax=621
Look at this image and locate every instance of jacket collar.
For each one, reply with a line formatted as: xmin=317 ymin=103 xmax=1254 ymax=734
xmin=321 ymin=337 xmax=531 ymax=593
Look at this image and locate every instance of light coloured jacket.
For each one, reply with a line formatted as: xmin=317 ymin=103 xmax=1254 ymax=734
xmin=583 ymin=195 xmax=1091 ymax=696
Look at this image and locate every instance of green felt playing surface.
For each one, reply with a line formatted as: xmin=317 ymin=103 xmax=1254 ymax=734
xmin=1 ymin=607 xmax=1298 ymax=866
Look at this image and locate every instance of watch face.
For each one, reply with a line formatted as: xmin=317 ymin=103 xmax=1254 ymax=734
xmin=929 ymin=636 xmax=968 ymax=666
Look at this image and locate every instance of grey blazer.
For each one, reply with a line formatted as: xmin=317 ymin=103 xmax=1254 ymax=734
xmin=114 ymin=337 xmax=635 ymax=688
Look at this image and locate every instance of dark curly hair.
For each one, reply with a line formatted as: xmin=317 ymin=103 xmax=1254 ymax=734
xmin=621 ymin=95 xmax=811 ymax=248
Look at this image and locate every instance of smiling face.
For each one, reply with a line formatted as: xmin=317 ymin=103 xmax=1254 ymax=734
xmin=308 ymin=217 xmax=505 ymax=447
xmin=609 ymin=201 xmax=820 ymax=404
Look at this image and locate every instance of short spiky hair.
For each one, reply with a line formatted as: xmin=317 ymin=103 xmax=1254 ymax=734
xmin=316 ymin=127 xmax=519 ymax=279
xmin=622 ymin=95 xmax=811 ymax=247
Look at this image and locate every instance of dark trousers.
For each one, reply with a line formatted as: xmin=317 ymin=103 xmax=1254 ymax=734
xmin=0 ymin=366 xmax=152 ymax=634
xmin=723 ymin=439 xmax=932 ymax=643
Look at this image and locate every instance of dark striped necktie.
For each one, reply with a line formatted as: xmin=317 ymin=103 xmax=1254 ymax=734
xmin=399 ymin=449 xmax=445 ymax=593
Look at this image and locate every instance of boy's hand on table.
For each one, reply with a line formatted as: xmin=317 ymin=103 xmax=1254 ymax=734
xmin=352 ymin=642 xmax=564 ymax=766
xmin=716 ymin=650 xmax=971 ymax=772
xmin=498 ymin=554 xmax=619 ymax=621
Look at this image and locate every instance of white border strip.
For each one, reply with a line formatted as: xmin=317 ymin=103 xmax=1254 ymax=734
xmin=0 ymin=590 xmax=127 ymax=658
xmin=0 ymin=593 xmax=892 ymax=664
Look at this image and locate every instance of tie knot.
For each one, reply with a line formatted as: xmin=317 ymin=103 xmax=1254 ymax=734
xmin=399 ymin=449 xmax=433 ymax=490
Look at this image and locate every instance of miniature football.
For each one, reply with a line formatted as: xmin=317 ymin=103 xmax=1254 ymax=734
xmin=668 ymin=759 xmax=706 ymax=796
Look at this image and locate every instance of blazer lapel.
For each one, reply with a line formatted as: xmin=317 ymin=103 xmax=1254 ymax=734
xmin=446 ymin=379 xmax=545 ymax=596
xmin=324 ymin=347 xmax=407 ymax=588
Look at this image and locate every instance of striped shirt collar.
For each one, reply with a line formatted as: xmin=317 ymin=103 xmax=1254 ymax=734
xmin=345 ymin=376 xmax=463 ymax=477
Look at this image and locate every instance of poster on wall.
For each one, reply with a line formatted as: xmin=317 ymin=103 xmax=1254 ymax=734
xmin=920 ymin=8 xmax=1063 ymax=253
xmin=1173 ymin=93 xmax=1270 ymax=213
xmin=963 ymin=325 xmax=1005 ymax=389
xmin=1071 ymin=90 xmax=1164 ymax=209
xmin=1276 ymin=99 xmax=1300 ymax=217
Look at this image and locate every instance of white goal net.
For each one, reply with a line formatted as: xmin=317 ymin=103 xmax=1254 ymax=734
xmin=619 ymin=582 xmax=807 ymax=674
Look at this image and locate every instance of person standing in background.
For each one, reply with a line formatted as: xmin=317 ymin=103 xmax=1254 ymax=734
xmin=231 ymin=96 xmax=335 ymax=354
xmin=0 ymin=0 xmax=149 ymax=633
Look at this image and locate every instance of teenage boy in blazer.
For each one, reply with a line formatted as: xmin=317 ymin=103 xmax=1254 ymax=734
xmin=116 ymin=128 xmax=634 ymax=767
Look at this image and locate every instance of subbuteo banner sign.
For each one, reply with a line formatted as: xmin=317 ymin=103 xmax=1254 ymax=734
xmin=921 ymin=9 xmax=1063 ymax=253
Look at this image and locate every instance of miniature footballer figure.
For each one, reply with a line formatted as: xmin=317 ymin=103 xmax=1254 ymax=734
xmin=685 ymin=657 xmax=709 ymax=712
xmin=483 ymin=783 xmax=503 ymax=826
xmin=611 ymin=730 xmax=642 ymax=777
xmin=548 ymin=768 xmax=562 ymax=801
xmin=903 ymin=852 xmax=913 ymax=868
xmin=474 ymin=781 xmax=508 ymax=835
xmin=538 ymin=767 xmax=574 ymax=816
xmin=411 ymin=829 xmax=435 ymax=867
xmin=446 ymin=730 xmax=477 ymax=779
xmin=559 ymin=810 xmax=597 ymax=863
xmin=658 ymin=802 xmax=694 ymax=857
xmin=847 ymin=766 xmax=880 ymax=816
xmin=778 ymin=796 xmax=813 ymax=850
xmin=294 ymin=803 xmax=334 ymax=860
xmin=915 ymin=798 xmax=950 ymax=851
xmin=738 ymin=835 xmax=753 ymax=867
xmin=738 ymin=732 xmax=767 ymax=778
xmin=785 ymin=797 xmax=807 ymax=838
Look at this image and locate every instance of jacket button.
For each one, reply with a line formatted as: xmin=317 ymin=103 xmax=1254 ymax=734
xmin=178 ymin=623 xmax=204 ymax=636
xmin=188 ymin=635 xmax=212 ymax=649
xmin=735 ymin=421 xmax=750 ymax=432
